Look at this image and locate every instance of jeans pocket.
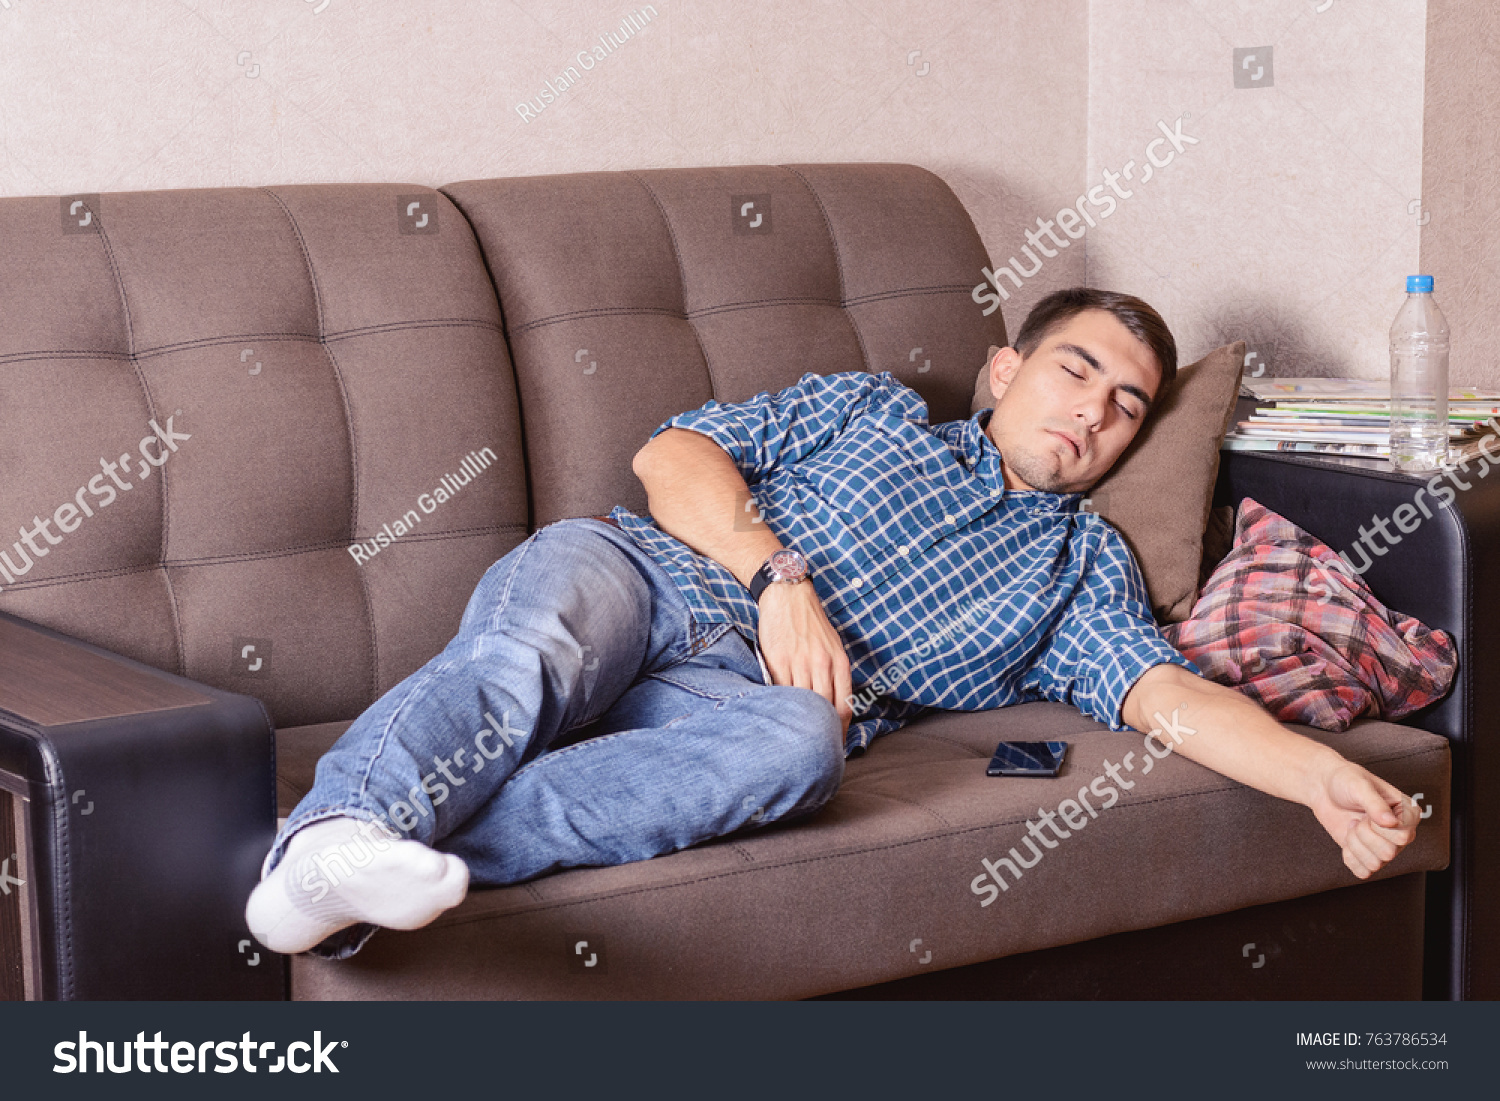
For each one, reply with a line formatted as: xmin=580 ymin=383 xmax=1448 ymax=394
xmin=649 ymin=630 xmax=766 ymax=700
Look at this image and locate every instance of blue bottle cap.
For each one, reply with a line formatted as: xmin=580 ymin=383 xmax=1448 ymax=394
xmin=1407 ymin=275 xmax=1434 ymax=293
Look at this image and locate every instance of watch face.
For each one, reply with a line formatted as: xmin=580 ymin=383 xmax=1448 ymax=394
xmin=768 ymin=548 xmax=808 ymax=582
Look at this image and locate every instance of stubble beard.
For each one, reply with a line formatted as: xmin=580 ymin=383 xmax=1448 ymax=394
xmin=1003 ymin=444 xmax=1079 ymax=494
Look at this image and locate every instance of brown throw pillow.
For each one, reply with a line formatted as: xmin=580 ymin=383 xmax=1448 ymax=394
xmin=971 ymin=340 xmax=1247 ymax=623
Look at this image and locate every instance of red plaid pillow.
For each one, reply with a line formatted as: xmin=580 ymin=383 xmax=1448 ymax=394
xmin=1161 ymin=497 xmax=1456 ymax=730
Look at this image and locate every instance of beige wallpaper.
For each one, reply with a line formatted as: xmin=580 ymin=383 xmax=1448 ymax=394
xmin=0 ymin=0 xmax=1087 ymax=351
xmin=1086 ymin=0 xmax=1429 ymax=378
xmin=1421 ymin=0 xmax=1500 ymax=390
xmin=2 ymin=1 xmax=1485 ymax=385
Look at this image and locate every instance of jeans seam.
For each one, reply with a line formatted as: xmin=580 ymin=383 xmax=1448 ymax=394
xmin=355 ymin=529 xmax=539 ymax=814
xmin=581 ymin=518 xmax=702 ymax=672
xmin=503 ymin=706 xmax=702 ymax=782
xmin=690 ymin=620 xmax=733 ymax=654
xmin=656 ymin=622 xmax=758 ymax=681
xmin=645 ymin=667 xmax=770 ymax=703
xmin=354 ymin=651 xmax=467 ymax=814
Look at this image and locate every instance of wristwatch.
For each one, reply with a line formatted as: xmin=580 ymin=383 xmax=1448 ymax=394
xmin=749 ymin=548 xmax=811 ymax=602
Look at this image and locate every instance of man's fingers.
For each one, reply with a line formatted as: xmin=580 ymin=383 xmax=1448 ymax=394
xmin=811 ymin=651 xmax=854 ymax=740
xmin=833 ymin=652 xmax=854 ymax=726
xmin=1350 ymin=818 xmax=1400 ymax=866
xmin=1348 ymin=774 xmax=1403 ymax=828
xmin=757 ymin=587 xmax=855 ymax=745
xmin=763 ymin=650 xmax=789 ymax=689
xmin=1399 ymin=795 xmax=1422 ymax=829
xmin=787 ymin=651 xmax=816 ymax=695
xmin=1343 ymin=812 xmax=1415 ymax=879
xmin=1327 ymin=763 xmax=1401 ymax=827
xmin=1317 ymin=768 xmax=1421 ymax=878
xmin=1367 ymin=802 xmax=1419 ymax=847
xmin=1365 ymin=826 xmax=1417 ymax=865
xmin=1343 ymin=827 xmax=1383 ymax=878
xmin=811 ymin=662 xmax=836 ymax=715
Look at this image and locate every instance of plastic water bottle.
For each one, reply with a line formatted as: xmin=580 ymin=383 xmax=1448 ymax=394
xmin=1389 ymin=274 xmax=1451 ymax=472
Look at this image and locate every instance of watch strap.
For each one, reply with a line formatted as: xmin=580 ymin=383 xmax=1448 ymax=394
xmin=748 ymin=549 xmax=808 ymax=603
xmin=749 ymin=560 xmax=775 ymax=603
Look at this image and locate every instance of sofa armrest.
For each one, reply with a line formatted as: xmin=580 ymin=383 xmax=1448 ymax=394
xmin=1213 ymin=445 xmax=1500 ymax=1000
xmin=0 ymin=612 xmax=284 ymax=1000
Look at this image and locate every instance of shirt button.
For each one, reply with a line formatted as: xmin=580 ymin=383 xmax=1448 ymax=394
xmin=944 ymin=514 xmax=956 ymax=525
xmin=897 ymin=545 xmax=909 ymax=555
xmin=851 ymin=577 xmax=864 ymax=588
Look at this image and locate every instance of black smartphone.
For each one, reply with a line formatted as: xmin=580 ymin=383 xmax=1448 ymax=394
xmin=986 ymin=740 xmax=1069 ymax=777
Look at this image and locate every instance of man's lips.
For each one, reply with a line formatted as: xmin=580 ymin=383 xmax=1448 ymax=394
xmin=1047 ymin=429 xmax=1082 ymax=459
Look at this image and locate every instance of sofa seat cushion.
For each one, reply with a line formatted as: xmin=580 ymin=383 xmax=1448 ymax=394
xmin=274 ymin=702 xmax=1449 ymax=1000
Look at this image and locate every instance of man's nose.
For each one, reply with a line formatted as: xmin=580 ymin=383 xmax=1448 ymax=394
xmin=1076 ymin=389 xmax=1109 ymax=431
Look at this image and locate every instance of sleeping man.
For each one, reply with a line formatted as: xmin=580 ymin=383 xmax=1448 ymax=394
xmin=247 ymin=286 xmax=1421 ymax=958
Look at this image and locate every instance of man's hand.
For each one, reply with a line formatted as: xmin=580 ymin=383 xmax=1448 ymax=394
xmin=757 ymin=581 xmax=854 ymax=743
xmin=1124 ymin=663 xmax=1424 ymax=880
xmin=1306 ymin=760 xmax=1421 ymax=880
xmin=632 ymin=428 xmax=853 ymax=746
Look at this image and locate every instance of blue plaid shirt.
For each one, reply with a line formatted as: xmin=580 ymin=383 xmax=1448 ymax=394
xmin=607 ymin=370 xmax=1198 ymax=757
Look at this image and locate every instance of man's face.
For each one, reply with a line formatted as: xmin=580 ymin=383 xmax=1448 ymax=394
xmin=984 ymin=309 xmax=1162 ymax=494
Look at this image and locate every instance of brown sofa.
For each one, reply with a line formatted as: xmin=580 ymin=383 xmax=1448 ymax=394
xmin=0 ymin=165 xmax=1466 ymax=1001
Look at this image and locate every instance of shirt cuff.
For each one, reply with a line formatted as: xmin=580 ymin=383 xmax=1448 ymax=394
xmin=652 ymin=410 xmax=758 ymax=478
xmin=1110 ymin=651 xmax=1202 ymax=731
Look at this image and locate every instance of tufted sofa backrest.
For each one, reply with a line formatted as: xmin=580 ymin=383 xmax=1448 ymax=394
xmin=0 ymin=165 xmax=1005 ymax=729
xmin=442 ymin=163 xmax=1006 ymax=526
xmin=0 ymin=185 xmax=529 ymax=728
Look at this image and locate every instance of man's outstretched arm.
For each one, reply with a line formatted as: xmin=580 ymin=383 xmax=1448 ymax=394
xmin=1121 ymin=662 xmax=1421 ymax=880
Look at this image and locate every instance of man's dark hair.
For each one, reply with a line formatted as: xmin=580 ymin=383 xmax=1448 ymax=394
xmin=1011 ymin=287 xmax=1178 ymax=412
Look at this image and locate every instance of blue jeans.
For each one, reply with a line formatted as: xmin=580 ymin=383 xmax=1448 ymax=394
xmin=266 ymin=518 xmax=845 ymax=957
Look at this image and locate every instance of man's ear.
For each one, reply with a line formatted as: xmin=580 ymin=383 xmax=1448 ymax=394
xmin=988 ymin=346 xmax=1024 ymax=405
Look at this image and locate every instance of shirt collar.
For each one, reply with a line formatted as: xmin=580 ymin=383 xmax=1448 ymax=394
xmin=965 ymin=408 xmax=1085 ymax=514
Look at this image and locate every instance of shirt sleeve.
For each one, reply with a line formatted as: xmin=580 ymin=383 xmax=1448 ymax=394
xmin=1018 ymin=524 xmax=1200 ymax=731
xmin=651 ymin=370 xmax=924 ymax=485
xmin=844 ymin=696 xmax=932 ymax=759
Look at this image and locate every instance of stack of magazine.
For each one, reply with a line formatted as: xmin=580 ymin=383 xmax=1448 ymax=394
xmin=1225 ymin=377 xmax=1500 ymax=463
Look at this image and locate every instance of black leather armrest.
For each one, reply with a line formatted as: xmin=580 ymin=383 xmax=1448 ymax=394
xmin=1213 ymin=445 xmax=1500 ymax=1000
xmin=0 ymin=611 xmax=285 ymax=1000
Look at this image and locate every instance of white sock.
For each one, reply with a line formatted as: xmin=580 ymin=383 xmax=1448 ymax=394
xmin=245 ymin=816 xmax=470 ymax=955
